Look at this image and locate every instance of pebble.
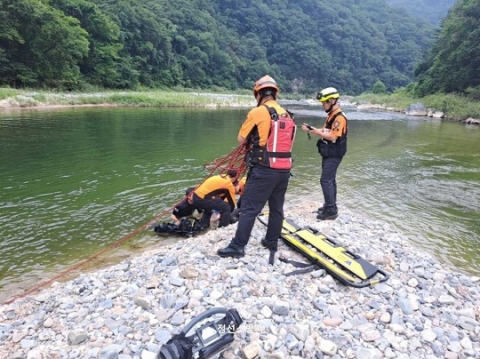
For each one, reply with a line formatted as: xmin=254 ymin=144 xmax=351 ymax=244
xmin=1 ymin=200 xmax=479 ymax=358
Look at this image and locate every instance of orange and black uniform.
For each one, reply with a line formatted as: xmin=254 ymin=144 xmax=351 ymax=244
xmin=317 ymin=108 xmax=348 ymax=213
xmin=192 ymin=175 xmax=236 ymax=228
xmin=239 ymin=100 xmax=286 ymax=148
xmin=230 ymin=100 xmax=292 ymax=250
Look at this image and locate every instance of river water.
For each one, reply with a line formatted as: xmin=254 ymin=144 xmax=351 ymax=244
xmin=0 ymin=104 xmax=479 ymax=302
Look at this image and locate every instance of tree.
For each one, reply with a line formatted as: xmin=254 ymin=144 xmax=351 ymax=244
xmin=0 ymin=0 xmax=438 ymax=93
xmin=372 ymin=80 xmax=387 ymax=94
xmin=50 ymin=0 xmax=122 ymax=88
xmin=95 ymin=0 xmax=174 ymax=88
xmin=415 ymin=0 xmax=480 ymax=95
xmin=0 ymin=0 xmax=89 ymax=88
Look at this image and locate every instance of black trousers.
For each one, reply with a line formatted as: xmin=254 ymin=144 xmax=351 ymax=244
xmin=230 ymin=166 xmax=290 ymax=249
xmin=192 ymin=194 xmax=232 ymax=228
xmin=320 ymin=156 xmax=343 ymax=212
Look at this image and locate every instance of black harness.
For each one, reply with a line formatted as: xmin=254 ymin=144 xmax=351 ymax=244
xmin=316 ymin=111 xmax=348 ymax=158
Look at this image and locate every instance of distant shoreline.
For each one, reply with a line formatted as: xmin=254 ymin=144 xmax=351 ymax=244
xmin=0 ymin=102 xmax=121 ymax=111
xmin=1 ymin=89 xmax=479 ymax=124
xmin=0 ymin=90 xmax=255 ymax=110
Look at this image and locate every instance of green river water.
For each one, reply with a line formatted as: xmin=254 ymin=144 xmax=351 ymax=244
xmin=0 ymin=104 xmax=479 ymax=302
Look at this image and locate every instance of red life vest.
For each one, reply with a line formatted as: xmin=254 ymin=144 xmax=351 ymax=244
xmin=249 ymin=105 xmax=297 ymax=170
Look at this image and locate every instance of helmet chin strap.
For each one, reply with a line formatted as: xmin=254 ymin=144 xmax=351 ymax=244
xmin=256 ymin=94 xmax=265 ymax=107
xmin=324 ymin=99 xmax=338 ymax=113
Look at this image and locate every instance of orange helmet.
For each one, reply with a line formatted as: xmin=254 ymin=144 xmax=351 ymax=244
xmin=253 ymin=75 xmax=280 ymax=96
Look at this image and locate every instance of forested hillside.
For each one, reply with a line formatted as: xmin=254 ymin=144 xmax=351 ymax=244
xmin=414 ymin=0 xmax=480 ymax=96
xmin=386 ymin=0 xmax=456 ymax=25
xmin=0 ymin=0 xmax=434 ymax=94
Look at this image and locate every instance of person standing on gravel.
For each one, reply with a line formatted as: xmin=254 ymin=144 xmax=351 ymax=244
xmin=301 ymin=87 xmax=348 ymax=220
xmin=217 ymin=75 xmax=296 ymax=259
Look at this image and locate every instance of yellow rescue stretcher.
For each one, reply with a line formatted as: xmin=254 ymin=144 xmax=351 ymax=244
xmin=257 ymin=213 xmax=389 ymax=288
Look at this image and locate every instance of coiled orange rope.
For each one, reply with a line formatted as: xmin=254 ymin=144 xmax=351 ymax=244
xmin=204 ymin=143 xmax=249 ymax=180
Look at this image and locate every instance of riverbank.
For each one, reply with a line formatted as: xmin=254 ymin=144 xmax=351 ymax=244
xmin=0 ymin=89 xmax=255 ymax=109
xmin=352 ymin=92 xmax=480 ymax=124
xmin=1 ymin=198 xmax=479 ymax=359
xmin=2 ymin=88 xmax=480 ymax=124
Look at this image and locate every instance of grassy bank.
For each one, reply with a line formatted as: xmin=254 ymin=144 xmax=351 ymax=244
xmin=0 ymin=88 xmax=255 ymax=108
xmin=3 ymin=87 xmax=480 ymax=121
xmin=352 ymin=91 xmax=480 ymax=121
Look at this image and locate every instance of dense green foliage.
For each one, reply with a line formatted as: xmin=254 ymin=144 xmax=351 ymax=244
xmin=0 ymin=0 xmax=90 ymax=87
xmin=1 ymin=0 xmax=435 ymax=94
xmin=372 ymin=80 xmax=387 ymax=94
xmin=386 ymin=0 xmax=456 ymax=25
xmin=414 ymin=0 xmax=480 ymax=96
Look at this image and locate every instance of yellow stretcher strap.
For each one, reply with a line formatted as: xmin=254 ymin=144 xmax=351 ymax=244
xmin=281 ymin=233 xmax=357 ymax=282
xmin=256 ymin=213 xmax=389 ymax=288
xmin=295 ymin=228 xmax=379 ymax=280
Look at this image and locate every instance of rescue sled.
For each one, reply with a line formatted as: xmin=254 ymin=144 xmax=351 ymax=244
xmin=257 ymin=213 xmax=389 ymax=288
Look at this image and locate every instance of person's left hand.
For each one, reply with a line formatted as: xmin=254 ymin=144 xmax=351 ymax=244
xmin=301 ymin=123 xmax=315 ymax=132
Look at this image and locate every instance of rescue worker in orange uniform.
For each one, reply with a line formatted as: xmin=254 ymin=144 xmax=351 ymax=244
xmin=191 ymin=170 xmax=238 ymax=228
xmin=301 ymin=87 xmax=348 ymax=220
xmin=217 ymin=75 xmax=296 ymax=259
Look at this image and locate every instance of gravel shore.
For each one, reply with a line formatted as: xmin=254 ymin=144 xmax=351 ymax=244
xmin=1 ymin=197 xmax=479 ymax=359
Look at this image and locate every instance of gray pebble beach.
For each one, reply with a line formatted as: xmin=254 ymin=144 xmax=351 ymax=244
xmin=1 ymin=198 xmax=479 ymax=359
